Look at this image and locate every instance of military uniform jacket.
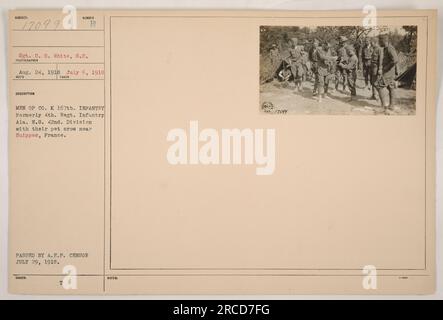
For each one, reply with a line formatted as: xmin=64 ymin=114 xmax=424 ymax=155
xmin=336 ymin=45 xmax=348 ymax=63
xmin=381 ymin=44 xmax=398 ymax=80
xmin=315 ymin=48 xmax=331 ymax=76
xmin=309 ymin=46 xmax=319 ymax=62
xmin=362 ymin=45 xmax=374 ymax=66
xmin=340 ymin=54 xmax=358 ymax=78
xmin=287 ymin=45 xmax=303 ymax=63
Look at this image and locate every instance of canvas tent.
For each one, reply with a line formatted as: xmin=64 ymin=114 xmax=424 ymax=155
xmin=396 ymin=63 xmax=416 ymax=89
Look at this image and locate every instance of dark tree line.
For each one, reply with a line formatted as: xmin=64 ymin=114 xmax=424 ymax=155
xmin=260 ymin=25 xmax=417 ymax=55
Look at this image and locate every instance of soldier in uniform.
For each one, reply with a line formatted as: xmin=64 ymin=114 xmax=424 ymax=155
xmin=375 ymin=33 xmax=399 ymax=110
xmin=370 ymin=37 xmax=383 ymax=100
xmin=278 ymin=61 xmax=292 ymax=82
xmin=338 ymin=46 xmax=359 ymax=101
xmin=314 ymin=41 xmax=332 ymax=103
xmin=309 ymin=38 xmax=320 ymax=96
xmin=361 ymin=37 xmax=374 ymax=90
xmin=335 ymin=36 xmax=349 ymax=91
xmin=355 ymin=37 xmax=364 ymax=70
xmin=286 ymin=37 xmax=305 ymax=92
xmin=300 ymin=46 xmax=310 ymax=82
xmin=269 ymin=43 xmax=280 ymax=65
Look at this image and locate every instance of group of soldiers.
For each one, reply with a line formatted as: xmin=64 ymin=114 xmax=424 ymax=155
xmin=269 ymin=33 xmax=399 ymax=110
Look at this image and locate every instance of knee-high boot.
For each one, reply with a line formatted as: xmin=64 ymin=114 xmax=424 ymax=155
xmin=378 ymin=87 xmax=390 ymax=108
xmin=388 ymin=87 xmax=396 ymax=108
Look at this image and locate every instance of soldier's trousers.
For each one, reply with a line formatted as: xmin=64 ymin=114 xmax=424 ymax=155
xmin=311 ymin=64 xmax=318 ymax=93
xmin=290 ymin=63 xmax=304 ymax=86
xmin=370 ymin=66 xmax=379 ymax=98
xmin=381 ymin=85 xmax=396 ymax=107
xmin=362 ymin=60 xmax=372 ymax=86
xmin=335 ymin=66 xmax=347 ymax=89
xmin=317 ymin=73 xmax=330 ymax=95
xmin=389 ymin=85 xmax=397 ymax=106
xmin=346 ymin=70 xmax=357 ymax=96
xmin=375 ymin=76 xmax=396 ymax=107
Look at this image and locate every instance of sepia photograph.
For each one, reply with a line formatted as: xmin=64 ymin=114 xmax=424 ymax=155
xmin=3 ymin=5 xmax=439 ymax=299
xmin=260 ymin=25 xmax=417 ymax=115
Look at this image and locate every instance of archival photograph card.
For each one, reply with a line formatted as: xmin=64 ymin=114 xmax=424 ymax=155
xmin=8 ymin=10 xmax=436 ymax=294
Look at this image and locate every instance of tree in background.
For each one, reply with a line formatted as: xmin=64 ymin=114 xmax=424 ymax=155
xmin=260 ymin=25 xmax=417 ymax=82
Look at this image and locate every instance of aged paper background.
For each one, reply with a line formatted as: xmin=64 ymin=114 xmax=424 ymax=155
xmin=3 ymin=5 xmax=439 ymax=296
